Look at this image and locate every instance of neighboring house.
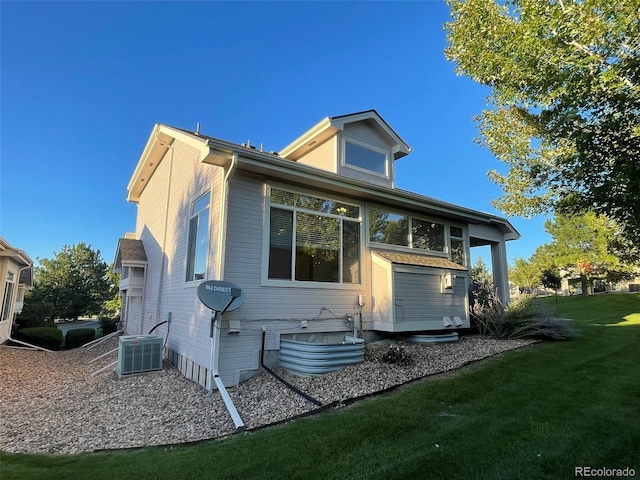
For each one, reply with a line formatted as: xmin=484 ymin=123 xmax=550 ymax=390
xmin=0 ymin=237 xmax=34 ymax=342
xmin=114 ymin=110 xmax=519 ymax=389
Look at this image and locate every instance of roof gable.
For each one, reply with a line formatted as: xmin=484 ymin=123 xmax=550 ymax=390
xmin=114 ymin=238 xmax=148 ymax=272
xmin=279 ymin=110 xmax=411 ymax=161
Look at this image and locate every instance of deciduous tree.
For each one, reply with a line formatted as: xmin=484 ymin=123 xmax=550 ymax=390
xmin=445 ymin=0 xmax=640 ymax=259
xmin=537 ymin=212 xmax=635 ymax=295
xmin=509 ymin=257 xmax=542 ymax=293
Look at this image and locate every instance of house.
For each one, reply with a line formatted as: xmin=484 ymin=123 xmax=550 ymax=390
xmin=114 ymin=110 xmax=519 ymax=390
xmin=0 ymin=237 xmax=34 ymax=342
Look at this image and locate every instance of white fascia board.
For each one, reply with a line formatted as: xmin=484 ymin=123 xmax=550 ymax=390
xmin=0 ymin=247 xmax=33 ymax=268
xmin=225 ymin=146 xmax=519 ymax=238
xmin=278 ymin=117 xmax=336 ymax=160
xmin=127 ymin=124 xmax=213 ymax=203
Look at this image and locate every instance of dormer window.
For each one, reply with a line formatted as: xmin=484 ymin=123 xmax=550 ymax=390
xmin=344 ymin=139 xmax=389 ymax=177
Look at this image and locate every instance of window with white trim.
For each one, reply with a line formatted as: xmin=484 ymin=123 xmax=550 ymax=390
xmin=344 ymin=140 xmax=389 ymax=176
xmin=369 ymin=208 xmax=445 ymax=252
xmin=1 ymin=272 xmax=15 ymax=322
xmin=186 ymin=191 xmax=210 ymax=282
xmin=450 ymin=226 xmax=466 ymax=266
xmin=268 ymin=187 xmax=361 ymax=284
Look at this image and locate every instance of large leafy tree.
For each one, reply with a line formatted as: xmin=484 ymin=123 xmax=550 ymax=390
xmin=445 ymin=0 xmax=640 ymax=258
xmin=33 ymin=243 xmax=112 ymax=320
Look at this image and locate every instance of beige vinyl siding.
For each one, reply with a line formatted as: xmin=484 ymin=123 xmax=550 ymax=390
xmin=215 ymin=173 xmax=375 ymax=384
xmin=370 ymin=254 xmax=393 ymax=331
xmin=393 ymin=268 xmax=468 ymax=327
xmin=339 ymin=122 xmax=395 ymax=188
xmin=124 ymin=296 xmax=143 ymax=335
xmin=135 ymin=139 xmax=225 ymax=372
xmin=344 ymin=121 xmax=393 ymax=151
xmin=370 ymin=254 xmax=470 ymax=331
xmin=294 ymin=137 xmax=336 ymax=173
xmin=224 ymin=174 xmax=372 ymax=321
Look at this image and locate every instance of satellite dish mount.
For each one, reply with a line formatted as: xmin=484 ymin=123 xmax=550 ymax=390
xmin=196 ymin=280 xmax=245 ymax=429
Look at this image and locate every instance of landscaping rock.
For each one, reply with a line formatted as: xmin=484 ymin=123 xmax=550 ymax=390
xmin=0 ymin=335 xmax=534 ymax=454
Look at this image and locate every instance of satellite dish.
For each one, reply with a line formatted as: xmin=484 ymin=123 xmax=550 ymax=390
xmin=197 ymin=280 xmax=245 ymax=313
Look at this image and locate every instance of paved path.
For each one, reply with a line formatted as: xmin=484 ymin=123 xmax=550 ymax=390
xmin=56 ymin=319 xmax=100 ymax=336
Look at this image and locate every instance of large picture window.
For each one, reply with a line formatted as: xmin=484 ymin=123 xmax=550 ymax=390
xmin=268 ymin=188 xmax=361 ymax=284
xmin=186 ymin=191 xmax=210 ymax=282
xmin=369 ymin=209 xmax=445 ymax=252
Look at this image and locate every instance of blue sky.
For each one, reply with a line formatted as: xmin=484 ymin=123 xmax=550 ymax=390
xmin=1 ymin=1 xmax=551 ymax=267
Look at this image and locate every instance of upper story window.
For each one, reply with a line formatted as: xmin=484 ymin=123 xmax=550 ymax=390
xmin=344 ymin=140 xmax=389 ymax=177
xmin=268 ymin=187 xmax=361 ymax=284
xmin=186 ymin=191 xmax=210 ymax=282
xmin=449 ymin=226 xmax=467 ymax=266
xmin=369 ymin=208 xmax=445 ymax=253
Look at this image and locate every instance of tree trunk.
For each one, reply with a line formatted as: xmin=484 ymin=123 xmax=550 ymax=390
xmin=581 ymin=276 xmax=590 ymax=296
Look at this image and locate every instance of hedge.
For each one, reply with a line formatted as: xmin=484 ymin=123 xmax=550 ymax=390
xmin=13 ymin=327 xmax=63 ymax=351
xmin=65 ymin=328 xmax=96 ymax=349
xmin=98 ymin=317 xmax=120 ymax=335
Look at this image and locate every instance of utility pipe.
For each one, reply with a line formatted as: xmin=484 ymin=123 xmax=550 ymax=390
xmin=260 ymin=330 xmax=322 ymax=407
xmin=6 ymin=337 xmax=53 ymax=352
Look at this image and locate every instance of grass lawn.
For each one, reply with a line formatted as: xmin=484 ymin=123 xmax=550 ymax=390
xmin=2 ymin=294 xmax=639 ymax=480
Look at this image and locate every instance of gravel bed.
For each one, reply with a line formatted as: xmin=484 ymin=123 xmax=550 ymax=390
xmin=0 ymin=335 xmax=535 ymax=455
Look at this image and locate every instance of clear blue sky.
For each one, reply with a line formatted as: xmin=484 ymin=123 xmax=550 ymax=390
xmin=1 ymin=1 xmax=550 ymax=267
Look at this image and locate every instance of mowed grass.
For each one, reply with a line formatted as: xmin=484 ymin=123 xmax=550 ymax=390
xmin=2 ymin=294 xmax=639 ymax=480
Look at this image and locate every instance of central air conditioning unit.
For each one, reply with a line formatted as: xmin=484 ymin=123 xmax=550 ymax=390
xmin=118 ymin=335 xmax=164 ymax=376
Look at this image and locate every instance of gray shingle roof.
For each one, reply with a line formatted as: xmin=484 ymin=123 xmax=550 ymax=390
xmin=116 ymin=238 xmax=147 ymax=263
xmin=372 ymin=249 xmax=468 ymax=271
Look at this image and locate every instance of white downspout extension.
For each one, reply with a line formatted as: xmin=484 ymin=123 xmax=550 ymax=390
xmin=208 ymin=153 xmax=243 ymax=429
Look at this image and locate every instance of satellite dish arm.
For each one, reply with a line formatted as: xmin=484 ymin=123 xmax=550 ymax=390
xmin=209 ymin=290 xmax=240 ymax=337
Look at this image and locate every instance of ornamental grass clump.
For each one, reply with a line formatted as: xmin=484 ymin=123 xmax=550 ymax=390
xmin=471 ymin=284 xmax=577 ymax=341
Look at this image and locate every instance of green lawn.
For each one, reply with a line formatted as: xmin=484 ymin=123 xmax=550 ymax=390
xmin=3 ymin=294 xmax=639 ymax=480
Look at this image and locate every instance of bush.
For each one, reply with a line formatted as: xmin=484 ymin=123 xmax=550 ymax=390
xmin=13 ymin=327 xmax=63 ymax=351
xmin=382 ymin=344 xmax=413 ymax=366
xmin=98 ymin=317 xmax=120 ymax=336
xmin=65 ymin=328 xmax=96 ymax=349
xmin=15 ymin=302 xmax=55 ymax=329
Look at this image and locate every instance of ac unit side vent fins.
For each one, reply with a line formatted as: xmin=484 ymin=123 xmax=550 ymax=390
xmin=118 ymin=335 xmax=164 ymax=375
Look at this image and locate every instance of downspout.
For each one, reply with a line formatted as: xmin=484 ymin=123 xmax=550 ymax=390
xmin=138 ymin=264 xmax=148 ymax=335
xmin=208 ymin=152 xmax=244 ymax=428
xmin=151 ymin=131 xmax=174 ymax=335
xmin=216 ymin=152 xmax=238 ymax=280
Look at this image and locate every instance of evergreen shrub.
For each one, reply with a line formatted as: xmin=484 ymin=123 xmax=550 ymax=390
xmin=13 ymin=327 xmax=63 ymax=351
xmin=65 ymin=328 xmax=96 ymax=349
xmin=98 ymin=317 xmax=120 ymax=335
